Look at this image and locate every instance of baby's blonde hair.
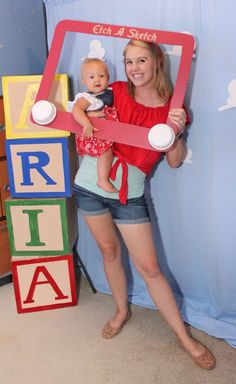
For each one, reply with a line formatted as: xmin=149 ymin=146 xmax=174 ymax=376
xmin=80 ymin=58 xmax=109 ymax=81
xmin=123 ymin=40 xmax=173 ymax=102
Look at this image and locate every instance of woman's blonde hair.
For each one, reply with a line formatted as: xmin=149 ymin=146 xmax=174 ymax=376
xmin=123 ymin=40 xmax=173 ymax=101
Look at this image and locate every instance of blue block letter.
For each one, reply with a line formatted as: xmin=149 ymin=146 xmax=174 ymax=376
xmin=17 ymin=151 xmax=57 ymax=186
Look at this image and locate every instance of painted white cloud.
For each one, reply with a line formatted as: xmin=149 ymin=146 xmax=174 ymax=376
xmin=183 ymin=148 xmax=193 ymax=164
xmin=166 ymin=45 xmax=182 ymax=56
xmin=87 ymin=39 xmax=106 ymax=60
xmin=166 ymin=31 xmax=196 ymax=58
xmin=218 ymin=79 xmax=236 ymax=111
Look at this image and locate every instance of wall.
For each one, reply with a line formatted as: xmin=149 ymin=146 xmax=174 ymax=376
xmin=43 ymin=0 xmax=236 ymax=348
xmin=0 ymin=0 xmax=47 ymax=95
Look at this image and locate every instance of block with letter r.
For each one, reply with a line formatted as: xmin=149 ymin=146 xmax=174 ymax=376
xmin=5 ymin=137 xmax=73 ymax=198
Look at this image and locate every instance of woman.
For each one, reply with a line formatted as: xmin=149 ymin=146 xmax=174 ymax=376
xmin=72 ymin=40 xmax=216 ymax=370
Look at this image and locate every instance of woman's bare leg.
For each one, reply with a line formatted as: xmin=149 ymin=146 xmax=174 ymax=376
xmin=117 ymin=222 xmax=208 ymax=357
xmin=84 ymin=212 xmax=129 ymax=327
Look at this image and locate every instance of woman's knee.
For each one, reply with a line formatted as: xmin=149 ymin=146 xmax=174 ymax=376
xmin=99 ymin=241 xmax=120 ymax=263
xmin=138 ymin=263 xmax=162 ymax=280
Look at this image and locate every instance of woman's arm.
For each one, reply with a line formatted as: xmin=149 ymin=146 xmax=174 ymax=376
xmin=165 ymin=108 xmax=188 ymax=168
xmin=166 ymin=136 xmax=188 ymax=168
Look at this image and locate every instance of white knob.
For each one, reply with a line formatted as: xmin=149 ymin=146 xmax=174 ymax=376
xmin=32 ymin=100 xmax=57 ymax=125
xmin=148 ymin=124 xmax=175 ymax=150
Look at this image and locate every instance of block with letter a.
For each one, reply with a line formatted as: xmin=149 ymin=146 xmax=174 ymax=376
xmin=2 ymin=74 xmax=69 ymax=139
xmin=12 ymin=255 xmax=77 ymax=313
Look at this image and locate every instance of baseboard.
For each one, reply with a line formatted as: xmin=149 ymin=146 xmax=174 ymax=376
xmin=0 ymin=272 xmax=12 ymax=287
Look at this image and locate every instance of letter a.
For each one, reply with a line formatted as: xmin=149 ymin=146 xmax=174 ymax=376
xmin=15 ymin=83 xmax=39 ymax=129
xmin=23 ymin=265 xmax=69 ymax=304
xmin=115 ymin=27 xmax=125 ymax=36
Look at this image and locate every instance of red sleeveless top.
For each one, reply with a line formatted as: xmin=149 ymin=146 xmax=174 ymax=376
xmin=109 ymin=81 xmax=186 ymax=204
xmin=109 ymin=81 xmax=168 ymax=204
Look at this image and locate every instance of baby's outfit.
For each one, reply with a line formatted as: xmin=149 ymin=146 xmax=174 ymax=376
xmin=67 ymin=88 xmax=118 ymax=157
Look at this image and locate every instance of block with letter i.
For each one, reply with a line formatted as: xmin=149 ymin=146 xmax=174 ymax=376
xmin=5 ymin=197 xmax=77 ymax=256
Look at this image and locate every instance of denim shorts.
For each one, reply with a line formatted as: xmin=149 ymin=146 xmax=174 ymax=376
xmin=72 ymin=184 xmax=150 ymax=224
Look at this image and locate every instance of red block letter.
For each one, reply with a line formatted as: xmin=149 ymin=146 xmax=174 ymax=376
xmin=23 ymin=265 xmax=69 ymax=304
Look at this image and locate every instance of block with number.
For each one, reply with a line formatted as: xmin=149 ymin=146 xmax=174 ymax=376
xmin=5 ymin=197 xmax=78 ymax=256
xmin=5 ymin=137 xmax=77 ymax=198
xmin=2 ymin=74 xmax=69 ymax=139
xmin=12 ymin=255 xmax=77 ymax=313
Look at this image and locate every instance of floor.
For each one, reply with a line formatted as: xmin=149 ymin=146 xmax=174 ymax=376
xmin=0 ymin=276 xmax=235 ymax=384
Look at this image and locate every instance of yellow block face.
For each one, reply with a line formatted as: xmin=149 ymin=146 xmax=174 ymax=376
xmin=2 ymin=74 xmax=70 ymax=138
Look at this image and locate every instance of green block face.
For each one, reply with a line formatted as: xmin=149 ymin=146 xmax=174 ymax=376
xmin=5 ymin=198 xmax=70 ymax=256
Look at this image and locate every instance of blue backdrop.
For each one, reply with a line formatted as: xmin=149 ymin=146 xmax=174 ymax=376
xmin=43 ymin=0 xmax=236 ymax=348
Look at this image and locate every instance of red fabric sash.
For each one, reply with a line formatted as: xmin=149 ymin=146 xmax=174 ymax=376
xmin=109 ymin=158 xmax=128 ymax=205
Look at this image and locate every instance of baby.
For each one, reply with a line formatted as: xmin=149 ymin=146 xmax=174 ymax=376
xmin=67 ymin=58 xmax=118 ymax=193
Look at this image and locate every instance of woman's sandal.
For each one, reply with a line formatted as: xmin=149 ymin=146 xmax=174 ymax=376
xmin=179 ymin=339 xmax=216 ymax=370
xmin=190 ymin=343 xmax=216 ymax=370
xmin=102 ymin=309 xmax=132 ymax=339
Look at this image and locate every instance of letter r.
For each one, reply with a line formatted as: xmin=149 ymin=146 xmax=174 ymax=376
xmin=17 ymin=151 xmax=57 ymax=186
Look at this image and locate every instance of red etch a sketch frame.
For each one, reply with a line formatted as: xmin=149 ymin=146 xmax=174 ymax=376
xmin=32 ymin=20 xmax=194 ymax=150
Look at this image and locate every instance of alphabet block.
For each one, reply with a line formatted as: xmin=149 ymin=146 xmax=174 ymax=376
xmin=5 ymin=137 xmax=72 ymax=198
xmin=2 ymin=74 xmax=70 ymax=139
xmin=5 ymin=197 xmax=77 ymax=256
xmin=11 ymin=255 xmax=77 ymax=313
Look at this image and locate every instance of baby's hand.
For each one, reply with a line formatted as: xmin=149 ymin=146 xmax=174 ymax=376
xmin=83 ymin=125 xmax=94 ymax=138
xmin=82 ymin=125 xmax=98 ymax=138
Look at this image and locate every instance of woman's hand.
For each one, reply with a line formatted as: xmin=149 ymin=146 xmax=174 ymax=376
xmin=168 ymin=108 xmax=187 ymax=134
xmin=166 ymin=108 xmax=188 ymax=167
